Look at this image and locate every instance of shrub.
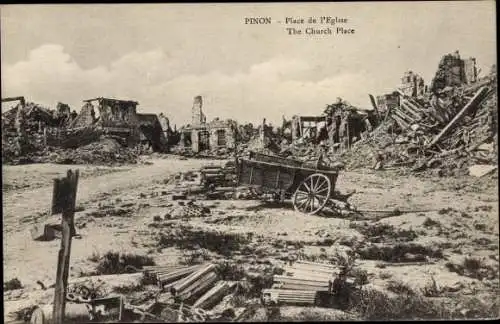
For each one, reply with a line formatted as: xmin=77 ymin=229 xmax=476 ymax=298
xmin=4 ymin=278 xmax=23 ymax=291
xmin=386 ymin=280 xmax=416 ymax=295
xmin=95 ymin=251 xmax=155 ymax=275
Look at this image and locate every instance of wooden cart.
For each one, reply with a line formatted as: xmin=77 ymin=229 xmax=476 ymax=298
xmin=236 ymin=151 xmax=341 ymax=215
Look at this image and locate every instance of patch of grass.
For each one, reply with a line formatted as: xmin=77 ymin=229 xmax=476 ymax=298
xmin=357 ymin=243 xmax=443 ymax=263
xmin=386 ymin=280 xmax=416 ymax=295
xmin=379 ymin=271 xmax=392 ymax=279
xmin=438 ymin=207 xmax=455 ymax=215
xmin=421 ymin=276 xmax=441 ymax=297
xmin=112 ymin=283 xmax=145 ymax=294
xmin=88 ymin=250 xmax=101 ymax=263
xmin=75 ymin=204 xmax=86 ymax=212
xmin=474 ymin=223 xmax=487 ymax=231
xmin=88 ymin=207 xmax=134 ymax=218
xmin=473 ymin=237 xmax=493 ymax=245
xmin=317 ymin=238 xmax=336 ymax=246
xmin=14 ymin=306 xmax=38 ymax=322
xmin=93 ymin=251 xmax=155 ymax=275
xmin=349 ymin=288 xmax=454 ymax=320
xmin=236 ymin=265 xmax=282 ymax=299
xmin=216 ymin=262 xmax=246 ymax=281
xmin=423 ymin=217 xmax=441 ymax=228
xmin=352 ymin=222 xmax=418 ymax=243
xmin=446 ymin=257 xmax=498 ymax=280
xmin=350 ymin=268 xmax=369 ymax=285
xmin=157 ymin=225 xmax=251 ymax=257
xmin=244 ymin=274 xmax=274 ymax=298
xmin=4 ymin=278 xmax=23 ymax=291
xmin=285 ymin=308 xmax=355 ymax=321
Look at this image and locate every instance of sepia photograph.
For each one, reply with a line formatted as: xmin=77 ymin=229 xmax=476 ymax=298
xmin=1 ymin=1 xmax=498 ymax=322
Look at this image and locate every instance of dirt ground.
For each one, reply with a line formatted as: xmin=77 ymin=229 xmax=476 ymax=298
xmin=3 ymin=156 xmax=499 ymax=321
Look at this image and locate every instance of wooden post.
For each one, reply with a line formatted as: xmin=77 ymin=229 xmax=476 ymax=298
xmin=52 ymin=169 xmax=79 ymax=324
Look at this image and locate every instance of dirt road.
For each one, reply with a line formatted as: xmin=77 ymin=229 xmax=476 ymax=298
xmin=2 ymin=157 xmax=224 ymax=233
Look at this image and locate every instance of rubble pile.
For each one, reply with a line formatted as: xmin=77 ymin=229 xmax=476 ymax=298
xmin=2 ymin=102 xmax=70 ymax=164
xmin=2 ymin=102 xmax=69 ymax=133
xmin=170 ymin=145 xmax=236 ymax=160
xmin=337 ymin=71 xmax=497 ymax=177
xmin=4 ymin=138 xmax=139 ymax=165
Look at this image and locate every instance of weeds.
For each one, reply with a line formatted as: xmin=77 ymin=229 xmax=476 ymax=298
xmin=446 ymin=257 xmax=498 ymax=280
xmin=349 ymin=288 xmax=454 ymax=320
xmin=75 ymin=204 xmax=86 ymax=212
xmin=216 ymin=262 xmax=246 ymax=281
xmin=352 ymin=222 xmax=418 ymax=243
xmin=88 ymin=250 xmax=101 ymax=263
xmin=423 ymin=217 xmax=441 ymax=228
xmin=421 ymin=276 xmax=441 ymax=297
xmin=379 ymin=271 xmax=392 ymax=279
xmin=386 ymin=280 xmax=416 ymax=295
xmin=282 ymin=308 xmax=356 ymax=321
xmin=4 ymin=278 xmax=23 ymax=291
xmin=113 ymin=283 xmax=145 ymax=294
xmin=92 ymin=251 xmax=155 ymax=275
xmin=157 ymin=226 xmax=251 ymax=257
xmin=357 ymin=243 xmax=443 ymax=262
xmin=87 ymin=207 xmax=134 ymax=218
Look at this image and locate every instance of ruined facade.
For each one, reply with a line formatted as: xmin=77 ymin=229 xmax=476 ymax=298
xmin=376 ymin=93 xmax=400 ymax=114
xmin=400 ymin=71 xmax=426 ymax=97
xmin=70 ymin=98 xmax=140 ymax=129
xmin=180 ymin=96 xmax=236 ymax=153
xmin=67 ymin=97 xmax=173 ymax=151
xmin=291 ymin=115 xmax=327 ymax=142
xmin=136 ymin=113 xmax=168 ymax=152
xmin=430 ymin=50 xmax=478 ymax=93
xmin=463 ymin=57 xmax=478 ymax=84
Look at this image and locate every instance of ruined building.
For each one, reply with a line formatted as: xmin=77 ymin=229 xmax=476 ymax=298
xmin=68 ymin=97 xmax=169 ymax=151
xmin=192 ymin=95 xmax=206 ymax=125
xmin=136 ymin=113 xmax=168 ymax=152
xmin=180 ymin=96 xmax=236 ymax=153
xmin=430 ymin=50 xmax=478 ymax=93
xmin=70 ymin=98 xmax=140 ymax=129
xmin=376 ymin=92 xmax=400 ymax=114
xmin=400 ymin=71 xmax=426 ymax=97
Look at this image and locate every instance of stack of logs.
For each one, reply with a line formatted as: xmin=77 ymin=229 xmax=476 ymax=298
xmin=200 ymin=162 xmax=237 ymax=189
xmin=142 ymin=263 xmax=237 ymax=311
xmin=261 ymin=260 xmax=355 ymax=306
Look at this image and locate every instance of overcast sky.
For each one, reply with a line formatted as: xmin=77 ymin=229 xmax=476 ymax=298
xmin=1 ymin=2 xmax=496 ymax=126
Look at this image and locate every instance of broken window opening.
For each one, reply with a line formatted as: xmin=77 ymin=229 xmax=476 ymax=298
xmin=183 ymin=132 xmax=192 ymax=147
xmin=216 ymin=129 xmax=226 ymax=146
xmin=199 ymin=130 xmax=210 ymax=151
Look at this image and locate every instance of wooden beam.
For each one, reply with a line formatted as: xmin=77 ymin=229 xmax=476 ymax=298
xmin=428 ymin=86 xmax=490 ymax=148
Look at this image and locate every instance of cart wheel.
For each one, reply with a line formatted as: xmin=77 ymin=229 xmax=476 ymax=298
xmin=293 ymin=173 xmax=331 ymax=214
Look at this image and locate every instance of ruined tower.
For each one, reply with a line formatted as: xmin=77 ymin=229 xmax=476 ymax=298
xmin=463 ymin=57 xmax=478 ymax=84
xmin=192 ymin=96 xmax=206 ymax=125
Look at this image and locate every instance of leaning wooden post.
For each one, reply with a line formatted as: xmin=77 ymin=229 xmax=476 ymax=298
xmin=427 ymin=86 xmax=489 ymax=148
xmin=52 ymin=169 xmax=80 ymax=324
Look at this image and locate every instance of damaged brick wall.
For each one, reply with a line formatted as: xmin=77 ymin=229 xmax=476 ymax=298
xmin=400 ymin=71 xmax=426 ymax=97
xmin=192 ymin=96 xmax=206 ymax=126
